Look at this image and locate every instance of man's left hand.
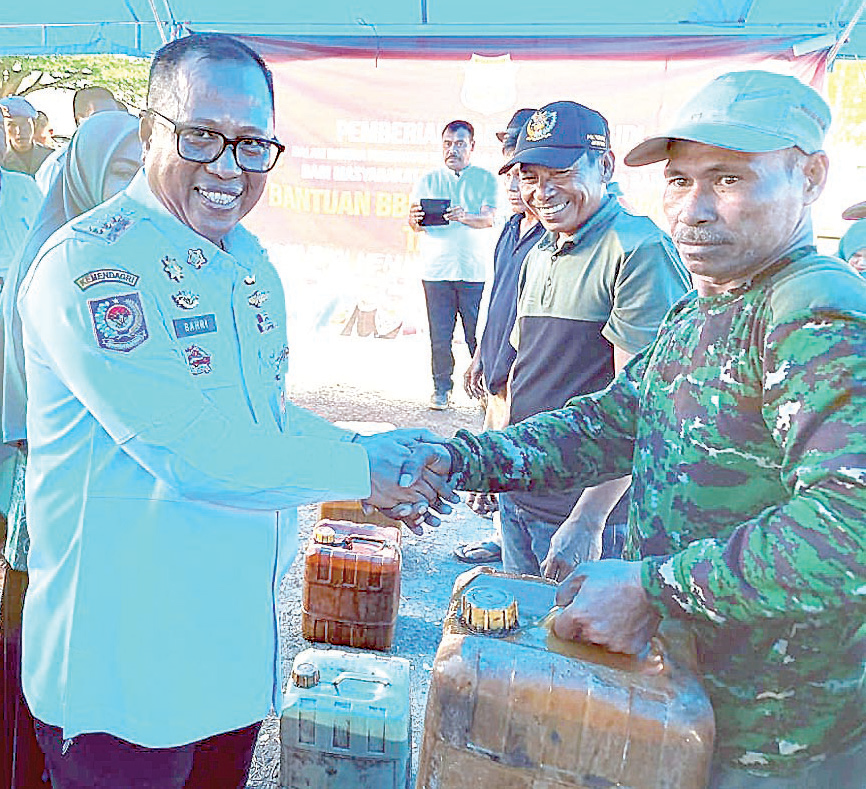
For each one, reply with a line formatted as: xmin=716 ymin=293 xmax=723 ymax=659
xmin=443 ymin=204 xmax=467 ymax=224
xmin=552 ymin=559 xmax=661 ymax=655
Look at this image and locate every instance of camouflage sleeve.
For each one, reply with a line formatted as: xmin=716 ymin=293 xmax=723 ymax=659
xmin=641 ymin=311 xmax=866 ymax=624
xmin=445 ymin=349 xmax=645 ymax=492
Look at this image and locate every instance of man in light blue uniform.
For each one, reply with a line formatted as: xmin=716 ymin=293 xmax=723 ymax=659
xmin=18 ymin=34 xmax=447 ymax=788
xmin=0 ymin=119 xmax=41 ymax=510
xmin=0 ymin=120 xmax=41 ymax=285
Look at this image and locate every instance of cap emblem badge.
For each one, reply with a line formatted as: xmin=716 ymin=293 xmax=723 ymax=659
xmin=525 ymin=110 xmax=557 ymax=142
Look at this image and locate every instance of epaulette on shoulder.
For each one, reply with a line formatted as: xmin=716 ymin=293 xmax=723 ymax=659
xmin=72 ymin=209 xmax=137 ymax=244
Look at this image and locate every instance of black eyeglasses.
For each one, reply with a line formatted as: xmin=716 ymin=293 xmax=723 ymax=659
xmin=148 ymin=109 xmax=285 ymax=173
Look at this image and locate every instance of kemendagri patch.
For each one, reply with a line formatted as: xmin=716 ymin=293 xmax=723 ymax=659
xmin=75 ymin=269 xmax=140 ymax=291
xmin=89 ymin=293 xmax=149 ymax=352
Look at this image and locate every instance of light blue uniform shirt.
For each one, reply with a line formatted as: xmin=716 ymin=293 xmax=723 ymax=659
xmin=17 ymin=171 xmax=370 ymax=747
xmin=0 ymin=168 xmax=41 ymax=510
xmin=0 ymin=167 xmax=41 ymax=279
xmin=410 ymin=164 xmax=499 ymax=281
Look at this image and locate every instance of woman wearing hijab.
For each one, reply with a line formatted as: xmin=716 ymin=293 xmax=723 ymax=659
xmin=0 ymin=109 xmax=141 ymax=789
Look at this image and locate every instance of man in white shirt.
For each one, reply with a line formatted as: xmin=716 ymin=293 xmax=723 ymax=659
xmin=409 ymin=120 xmax=499 ymax=409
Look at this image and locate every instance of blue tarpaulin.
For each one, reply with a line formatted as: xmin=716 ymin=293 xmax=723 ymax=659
xmin=0 ymin=0 xmax=863 ymax=61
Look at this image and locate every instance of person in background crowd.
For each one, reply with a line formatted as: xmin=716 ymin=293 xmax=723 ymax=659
xmin=839 ymin=200 xmax=866 ymax=275
xmin=0 ymin=108 xmax=142 ymax=789
xmin=18 ymin=34 xmax=450 ymax=788
xmin=0 ymin=91 xmax=43 ymax=789
xmin=491 ymin=100 xmax=689 ymax=580
xmin=36 ymin=85 xmax=123 ymax=195
xmin=410 ymin=69 xmax=866 ymax=788
xmin=0 ymin=119 xmax=42 ymax=285
xmin=409 ymin=120 xmax=499 ymax=410
xmin=0 ymin=97 xmax=52 ymax=176
xmin=72 ymin=86 xmax=119 ymax=126
xmin=454 ymin=108 xmax=540 ymax=564
xmin=34 ymin=111 xmax=55 ymax=149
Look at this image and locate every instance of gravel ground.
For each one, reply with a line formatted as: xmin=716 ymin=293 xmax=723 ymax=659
xmin=246 ymin=332 xmax=493 ymax=788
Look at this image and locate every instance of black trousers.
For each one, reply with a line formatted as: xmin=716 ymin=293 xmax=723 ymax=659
xmin=34 ymin=719 xmax=261 ymax=789
xmin=1 ymin=558 xmax=49 ymax=788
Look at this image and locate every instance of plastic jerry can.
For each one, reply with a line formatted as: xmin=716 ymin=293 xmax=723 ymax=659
xmin=416 ymin=567 xmax=715 ymax=789
xmin=302 ymin=520 xmax=402 ymax=650
xmin=281 ymin=648 xmax=411 ymax=789
xmin=318 ymin=499 xmax=402 ymax=530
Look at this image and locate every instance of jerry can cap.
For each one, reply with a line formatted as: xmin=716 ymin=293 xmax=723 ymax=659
xmin=460 ymin=584 xmax=519 ymax=633
xmin=312 ymin=524 xmax=337 ymax=545
xmin=292 ymin=661 xmax=321 ymax=688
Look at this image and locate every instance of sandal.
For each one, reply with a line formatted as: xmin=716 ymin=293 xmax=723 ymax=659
xmin=453 ymin=539 xmax=502 ymax=564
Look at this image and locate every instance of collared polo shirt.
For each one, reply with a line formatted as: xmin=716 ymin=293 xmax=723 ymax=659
xmin=410 ymin=164 xmax=499 ymax=281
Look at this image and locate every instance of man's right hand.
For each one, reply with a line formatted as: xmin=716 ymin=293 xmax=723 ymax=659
xmin=408 ymin=202 xmax=425 ymax=231
xmin=355 ymin=431 xmax=456 ymax=533
xmin=386 ymin=442 xmax=455 ymax=532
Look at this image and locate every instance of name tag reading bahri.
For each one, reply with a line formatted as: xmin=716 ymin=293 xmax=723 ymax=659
xmin=173 ymin=313 xmax=217 ymax=338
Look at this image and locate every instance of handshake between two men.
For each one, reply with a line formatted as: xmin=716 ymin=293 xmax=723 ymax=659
xmin=350 ymin=429 xmax=455 ymax=534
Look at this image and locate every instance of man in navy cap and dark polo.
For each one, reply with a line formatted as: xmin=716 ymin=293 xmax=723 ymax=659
xmin=498 ymin=100 xmax=689 ymax=581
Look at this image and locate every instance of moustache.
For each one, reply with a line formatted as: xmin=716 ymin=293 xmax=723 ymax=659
xmin=674 ymin=229 xmax=731 ymax=245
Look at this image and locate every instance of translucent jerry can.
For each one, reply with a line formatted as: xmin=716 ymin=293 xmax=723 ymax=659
xmin=281 ymin=648 xmax=411 ymax=789
xmin=302 ymin=520 xmax=402 ymax=650
xmin=416 ymin=567 xmax=715 ymax=789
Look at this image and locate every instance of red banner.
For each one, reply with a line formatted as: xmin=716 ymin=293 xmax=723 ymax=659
xmin=240 ymin=47 xmax=829 ymax=336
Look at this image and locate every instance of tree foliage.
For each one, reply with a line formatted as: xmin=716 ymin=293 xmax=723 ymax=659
xmin=827 ymin=60 xmax=866 ymax=148
xmin=0 ymin=54 xmax=149 ymax=110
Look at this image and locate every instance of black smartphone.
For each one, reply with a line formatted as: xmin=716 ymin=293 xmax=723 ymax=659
xmin=419 ymin=198 xmax=451 ymax=226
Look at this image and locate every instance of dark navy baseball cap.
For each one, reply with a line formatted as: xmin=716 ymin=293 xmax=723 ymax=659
xmin=497 ymin=108 xmax=536 ymax=146
xmin=499 ymin=101 xmax=610 ymax=175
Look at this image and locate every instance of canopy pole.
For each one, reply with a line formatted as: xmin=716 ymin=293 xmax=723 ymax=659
xmin=146 ymin=0 xmax=168 ymax=45
xmin=827 ymin=0 xmax=866 ymax=65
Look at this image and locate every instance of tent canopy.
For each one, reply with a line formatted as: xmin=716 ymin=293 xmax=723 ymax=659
xmin=1 ymin=0 xmax=864 ymax=61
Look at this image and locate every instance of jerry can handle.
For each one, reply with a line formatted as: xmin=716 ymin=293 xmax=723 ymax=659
xmin=332 ymin=672 xmax=392 ymax=691
xmin=342 ymin=535 xmax=397 ymax=551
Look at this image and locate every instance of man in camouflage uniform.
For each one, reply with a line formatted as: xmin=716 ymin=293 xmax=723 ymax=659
xmin=415 ymin=71 xmax=866 ymax=786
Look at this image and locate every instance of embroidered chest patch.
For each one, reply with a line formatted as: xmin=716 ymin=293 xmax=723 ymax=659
xmin=88 ymin=293 xmax=149 ymax=352
xmin=187 ymin=249 xmax=207 ymax=269
xmin=171 ymin=290 xmax=199 ymax=310
xmin=162 ymin=256 xmax=184 ymax=282
xmin=74 ymin=211 xmax=135 ymax=243
xmin=255 ymin=312 xmax=276 ymax=334
xmin=247 ymin=289 xmax=269 ymax=308
xmin=184 ymin=344 xmax=212 ymax=375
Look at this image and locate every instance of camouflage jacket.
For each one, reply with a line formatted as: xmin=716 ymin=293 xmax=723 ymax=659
xmin=446 ymin=248 xmax=866 ymax=775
